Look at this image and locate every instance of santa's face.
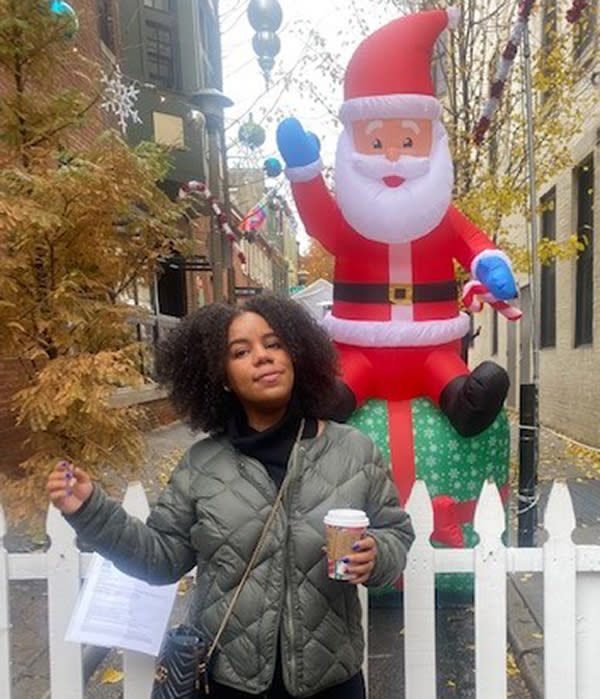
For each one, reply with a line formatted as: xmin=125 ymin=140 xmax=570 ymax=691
xmin=334 ymin=117 xmax=454 ymax=244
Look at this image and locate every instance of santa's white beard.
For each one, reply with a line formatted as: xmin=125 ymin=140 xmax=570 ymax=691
xmin=334 ymin=122 xmax=454 ymax=244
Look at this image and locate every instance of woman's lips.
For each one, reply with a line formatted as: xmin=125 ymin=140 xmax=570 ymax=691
xmin=382 ymin=175 xmax=405 ymax=188
xmin=255 ymin=370 xmax=282 ymax=384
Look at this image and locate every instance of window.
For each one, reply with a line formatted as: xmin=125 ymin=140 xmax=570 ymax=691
xmin=153 ymin=112 xmax=184 ymax=148
xmin=574 ymin=0 xmax=597 ymax=59
xmin=146 ymin=21 xmax=175 ymax=88
xmin=540 ymin=188 xmax=557 ymax=348
xmin=144 ymin=0 xmax=171 ymax=10
xmin=157 ymin=261 xmax=186 ymax=317
xmin=575 ymin=157 xmax=594 ymax=346
xmin=97 ymin=0 xmax=116 ymax=53
xmin=491 ymin=309 xmax=498 ymax=356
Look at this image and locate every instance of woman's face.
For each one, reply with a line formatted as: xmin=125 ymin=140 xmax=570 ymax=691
xmin=225 ymin=311 xmax=295 ymax=418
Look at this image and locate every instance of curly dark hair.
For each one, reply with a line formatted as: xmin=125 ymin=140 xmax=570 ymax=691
xmin=155 ymin=293 xmax=340 ymax=433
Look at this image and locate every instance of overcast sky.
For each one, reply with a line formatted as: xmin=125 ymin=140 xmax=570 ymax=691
xmin=219 ymin=0 xmax=410 ymax=249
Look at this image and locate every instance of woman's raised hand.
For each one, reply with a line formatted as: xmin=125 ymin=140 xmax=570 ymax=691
xmin=46 ymin=460 xmax=93 ymax=515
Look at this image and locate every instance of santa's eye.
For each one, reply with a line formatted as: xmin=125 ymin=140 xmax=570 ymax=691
xmin=372 ymin=138 xmax=382 ymax=149
xmin=403 ymin=137 xmax=413 ymax=148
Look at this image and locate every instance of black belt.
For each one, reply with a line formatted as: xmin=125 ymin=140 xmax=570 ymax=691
xmin=333 ymin=280 xmax=458 ymax=305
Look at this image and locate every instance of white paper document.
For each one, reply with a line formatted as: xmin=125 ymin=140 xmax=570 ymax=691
xmin=66 ymin=553 xmax=178 ymax=656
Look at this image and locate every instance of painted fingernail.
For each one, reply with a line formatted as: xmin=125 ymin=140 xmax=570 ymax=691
xmin=352 ymin=543 xmax=360 ymax=551
xmin=342 ymin=557 xmax=350 ymax=563
xmin=66 ymin=488 xmax=73 ymax=496
xmin=59 ymin=460 xmax=69 ymax=470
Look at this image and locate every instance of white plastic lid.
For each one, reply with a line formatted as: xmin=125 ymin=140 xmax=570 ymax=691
xmin=324 ymin=508 xmax=369 ymax=528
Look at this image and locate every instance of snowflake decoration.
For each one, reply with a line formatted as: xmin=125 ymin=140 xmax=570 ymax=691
xmin=101 ymin=65 xmax=142 ymax=135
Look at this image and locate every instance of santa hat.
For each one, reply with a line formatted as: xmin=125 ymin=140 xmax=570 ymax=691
xmin=339 ymin=8 xmax=459 ymax=125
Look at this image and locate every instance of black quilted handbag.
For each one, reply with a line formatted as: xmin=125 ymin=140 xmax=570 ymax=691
xmin=151 ymin=625 xmax=211 ymax=698
xmin=151 ymin=420 xmax=306 ymax=698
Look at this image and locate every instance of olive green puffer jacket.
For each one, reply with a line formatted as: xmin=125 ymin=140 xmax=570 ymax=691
xmin=66 ymin=421 xmax=414 ymax=697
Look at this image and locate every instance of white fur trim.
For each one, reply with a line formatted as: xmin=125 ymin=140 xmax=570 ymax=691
xmin=446 ymin=7 xmax=460 ymax=30
xmin=339 ymin=94 xmax=441 ymax=125
xmin=322 ymin=312 xmax=470 ymax=348
xmin=471 ymin=249 xmax=513 ymax=280
xmin=284 ymin=158 xmax=324 ymax=183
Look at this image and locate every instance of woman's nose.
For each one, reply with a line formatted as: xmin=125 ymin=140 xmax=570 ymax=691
xmin=385 ymin=146 xmax=402 ymax=162
xmin=252 ymin=346 xmax=271 ymax=364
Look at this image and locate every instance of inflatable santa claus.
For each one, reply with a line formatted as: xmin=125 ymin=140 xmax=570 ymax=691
xmin=277 ymin=8 xmax=518 ymax=437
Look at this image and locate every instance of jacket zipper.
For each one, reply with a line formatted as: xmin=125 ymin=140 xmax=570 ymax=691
xmin=239 ymin=454 xmax=284 ymax=692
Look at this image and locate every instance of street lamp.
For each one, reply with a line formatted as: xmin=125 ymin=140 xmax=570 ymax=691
xmin=191 ymin=88 xmax=234 ymax=301
xmin=247 ymin=0 xmax=283 ymax=87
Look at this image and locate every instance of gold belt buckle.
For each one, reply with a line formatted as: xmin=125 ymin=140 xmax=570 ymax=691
xmin=388 ymin=283 xmax=413 ymax=305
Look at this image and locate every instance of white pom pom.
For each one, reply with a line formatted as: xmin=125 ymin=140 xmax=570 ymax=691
xmin=446 ymin=7 xmax=460 ymax=30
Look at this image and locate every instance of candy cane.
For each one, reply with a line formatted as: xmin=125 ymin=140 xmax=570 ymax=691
xmin=179 ymin=180 xmax=247 ymax=264
xmin=473 ymin=0 xmax=536 ymax=145
xmin=462 ymin=280 xmax=523 ymax=321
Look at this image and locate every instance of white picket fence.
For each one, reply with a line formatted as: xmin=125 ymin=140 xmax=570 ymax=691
xmin=2 ymin=479 xmax=600 ymax=698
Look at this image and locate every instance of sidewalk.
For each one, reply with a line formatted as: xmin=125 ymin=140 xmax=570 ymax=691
xmin=506 ymin=418 xmax=600 ymax=699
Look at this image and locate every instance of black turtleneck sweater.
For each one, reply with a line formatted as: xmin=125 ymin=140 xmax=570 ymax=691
xmin=225 ymin=394 xmax=317 ymax=488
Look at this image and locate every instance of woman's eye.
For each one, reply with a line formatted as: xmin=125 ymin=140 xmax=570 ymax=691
xmin=372 ymin=137 xmax=382 ymax=149
xmin=266 ymin=341 xmax=281 ymax=349
xmin=403 ymin=137 xmax=413 ymax=148
xmin=233 ymin=349 xmax=248 ymax=359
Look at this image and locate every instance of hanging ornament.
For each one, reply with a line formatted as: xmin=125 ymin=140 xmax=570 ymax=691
xmin=101 ymin=65 xmax=142 ymax=135
xmin=247 ymin=0 xmax=283 ymax=86
xmin=238 ymin=117 xmax=266 ymax=150
xmin=49 ymin=0 xmax=79 ymax=39
xmin=264 ymin=157 xmax=282 ymax=177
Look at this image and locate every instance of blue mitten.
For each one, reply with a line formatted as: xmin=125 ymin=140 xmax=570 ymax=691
xmin=276 ymin=118 xmax=321 ymax=168
xmin=475 ymin=255 xmax=517 ymax=300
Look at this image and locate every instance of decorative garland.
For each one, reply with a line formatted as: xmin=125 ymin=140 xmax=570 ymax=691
xmin=473 ymin=0 xmax=536 ymax=145
xmin=178 ymin=180 xmax=247 ymax=265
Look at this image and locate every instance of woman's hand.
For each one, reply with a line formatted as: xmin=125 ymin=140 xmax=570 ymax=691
xmin=343 ymin=536 xmax=377 ymax=585
xmin=46 ymin=461 xmax=93 ymax=515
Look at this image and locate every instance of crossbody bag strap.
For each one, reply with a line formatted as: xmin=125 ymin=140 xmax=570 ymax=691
xmin=206 ymin=418 xmax=306 ymax=661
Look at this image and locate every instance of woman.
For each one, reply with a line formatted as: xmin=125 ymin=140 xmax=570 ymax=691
xmin=47 ymin=294 xmax=414 ymax=698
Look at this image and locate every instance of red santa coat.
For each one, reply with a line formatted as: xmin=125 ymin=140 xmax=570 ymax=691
xmin=292 ymin=174 xmax=501 ymax=404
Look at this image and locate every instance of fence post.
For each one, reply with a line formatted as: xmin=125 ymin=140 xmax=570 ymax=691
xmin=576 ymin=568 xmax=600 ymax=699
xmin=474 ymin=480 xmax=507 ymax=698
xmin=46 ymin=504 xmax=84 ymax=699
xmin=0 ymin=503 xmax=12 ymax=699
xmin=122 ymin=482 xmax=156 ymax=699
xmin=404 ymin=480 xmax=436 ymax=699
xmin=544 ymin=481 xmax=576 ymax=698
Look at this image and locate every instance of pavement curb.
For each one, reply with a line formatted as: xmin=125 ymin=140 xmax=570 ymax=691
xmin=507 ymin=576 xmax=543 ymax=699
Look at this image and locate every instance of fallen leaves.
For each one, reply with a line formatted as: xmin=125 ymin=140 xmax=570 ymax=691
xmin=100 ymin=667 xmax=124 ymax=684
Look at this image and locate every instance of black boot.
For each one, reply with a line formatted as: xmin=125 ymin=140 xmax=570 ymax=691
xmin=439 ymin=361 xmax=509 ymax=437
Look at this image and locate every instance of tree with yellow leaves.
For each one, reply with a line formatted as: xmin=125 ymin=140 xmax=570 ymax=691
xmin=300 ymin=239 xmax=334 ymax=284
xmin=0 ymin=1 xmax=187 ymax=517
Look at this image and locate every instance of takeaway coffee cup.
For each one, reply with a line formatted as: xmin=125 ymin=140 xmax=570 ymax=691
xmin=324 ymin=509 xmax=370 ymax=581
